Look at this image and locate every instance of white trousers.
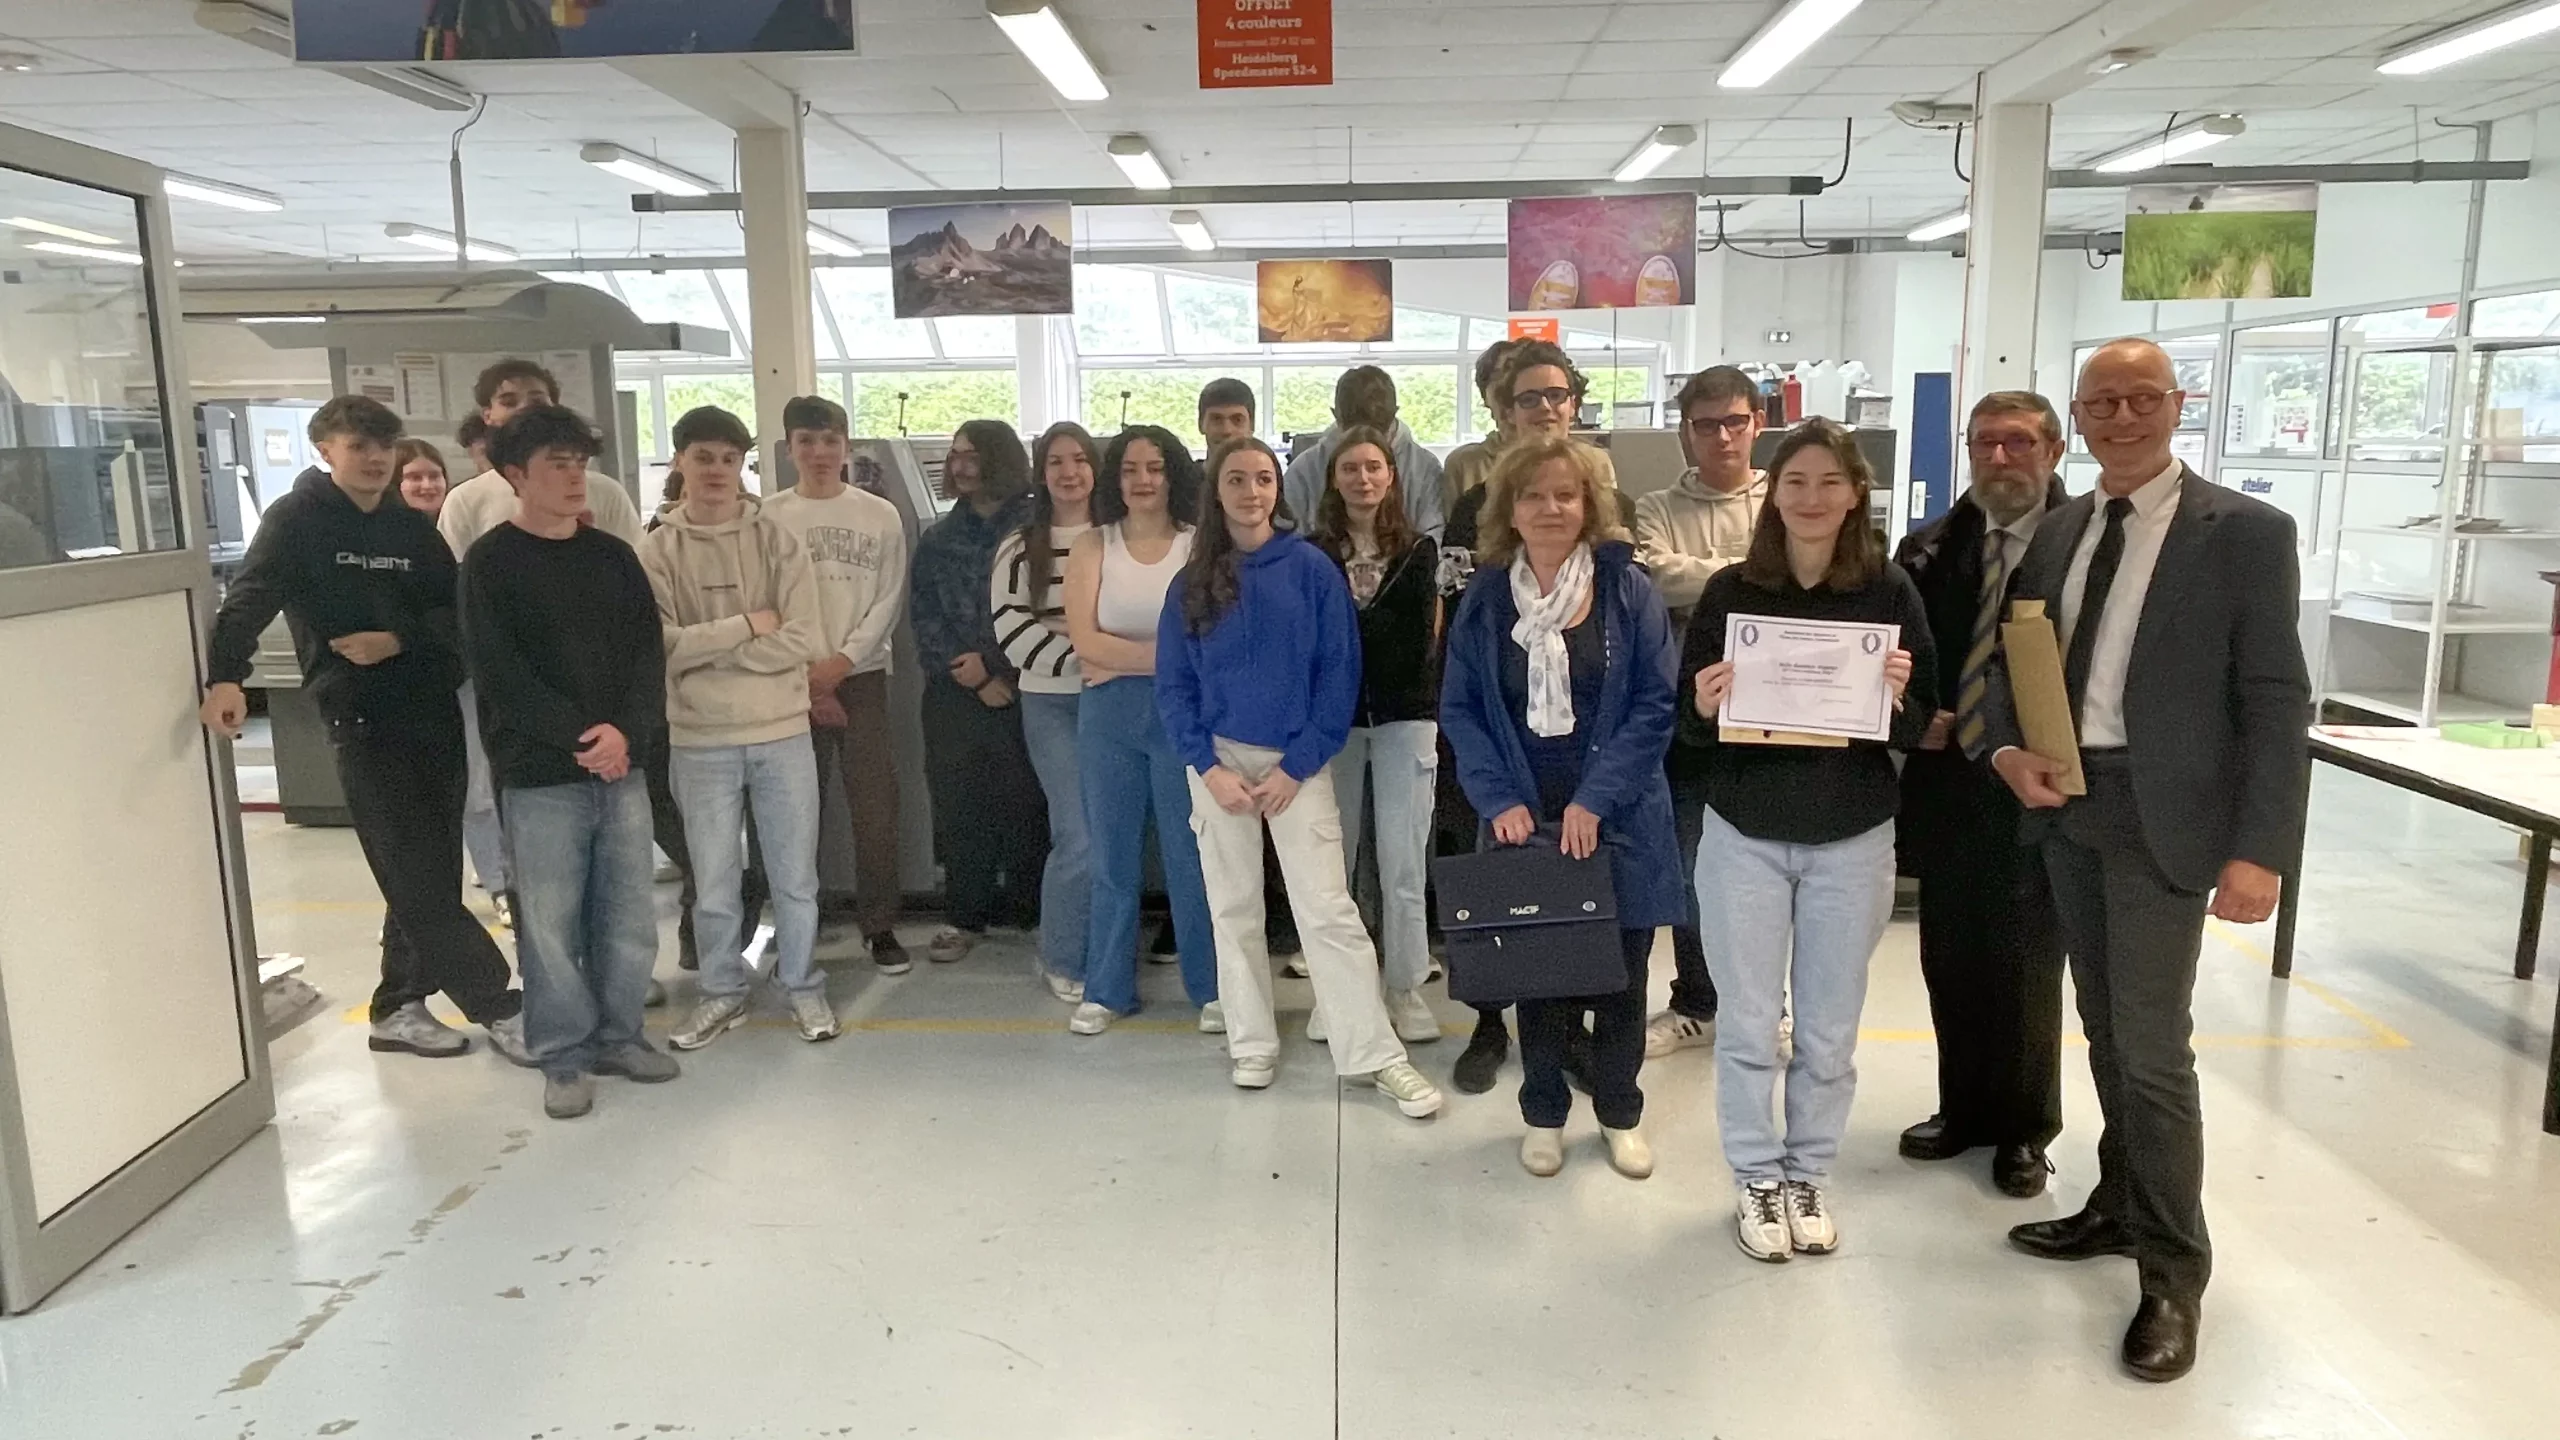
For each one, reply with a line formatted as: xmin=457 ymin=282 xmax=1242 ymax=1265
xmin=1189 ymin=738 xmax=1406 ymax=1075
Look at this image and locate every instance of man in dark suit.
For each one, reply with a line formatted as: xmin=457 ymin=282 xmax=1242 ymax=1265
xmin=1894 ymin=391 xmax=2072 ymax=1198
xmin=1978 ymin=338 xmax=2311 ymax=1383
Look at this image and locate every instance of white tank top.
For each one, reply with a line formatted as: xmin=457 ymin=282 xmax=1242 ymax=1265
xmin=1098 ymin=523 xmax=1194 ymax=641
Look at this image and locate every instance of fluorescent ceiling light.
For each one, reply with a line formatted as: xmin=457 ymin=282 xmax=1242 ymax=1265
xmin=1720 ymin=0 xmax=1865 ymax=89
xmin=1612 ymin=124 xmax=1698 ymax=184
xmin=383 ymin=222 xmax=519 ymax=263
xmin=1168 ymin=209 xmax=1215 ymax=252
xmin=3 ymin=216 xmax=119 ymax=245
xmin=26 ymin=240 xmax=145 ymax=266
xmin=2380 ymin=1 xmax=2560 ymax=75
xmin=238 ymin=314 xmax=328 ymax=325
xmin=2090 ymin=114 xmax=2244 ymax=173
xmin=806 ymin=225 xmax=863 ymax=257
xmin=580 ymin=143 xmax=713 ymax=197
xmin=1108 ymin=135 xmax=1172 ymax=191
xmin=166 ymin=173 xmax=284 ymax=212
xmin=988 ymin=1 xmax=1108 ymax=102
xmin=1906 ymin=210 xmax=1971 ymax=243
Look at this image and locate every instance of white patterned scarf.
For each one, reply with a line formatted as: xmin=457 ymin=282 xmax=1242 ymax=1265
xmin=1509 ymin=543 xmax=1595 ymax=738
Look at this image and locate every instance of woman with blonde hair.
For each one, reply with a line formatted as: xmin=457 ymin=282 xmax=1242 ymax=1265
xmin=1439 ymin=436 xmax=1682 ymax=1176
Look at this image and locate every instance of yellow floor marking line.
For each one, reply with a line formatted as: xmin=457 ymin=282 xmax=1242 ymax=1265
xmin=2206 ymin=919 xmax=2414 ymax=1049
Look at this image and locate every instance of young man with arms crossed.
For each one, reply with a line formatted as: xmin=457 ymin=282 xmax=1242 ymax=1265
xmin=437 ymin=359 xmax=646 ymax=930
xmin=763 ymin=395 xmax=914 ymax=974
xmin=461 ymin=405 xmax=676 ymax=1119
xmin=643 ymin=406 xmax=838 ymax=1048
xmin=1636 ymin=366 xmax=1768 ymax=1058
xmin=201 ymin=395 xmax=528 ymax=1063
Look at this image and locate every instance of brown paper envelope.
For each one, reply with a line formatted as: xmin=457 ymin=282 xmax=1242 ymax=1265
xmin=1719 ymin=725 xmax=1852 ymax=748
xmin=1999 ymin=599 xmax=2088 ymax=797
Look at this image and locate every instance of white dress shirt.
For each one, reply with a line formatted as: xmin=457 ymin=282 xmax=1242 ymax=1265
xmin=2057 ymin=458 xmax=2183 ymax=748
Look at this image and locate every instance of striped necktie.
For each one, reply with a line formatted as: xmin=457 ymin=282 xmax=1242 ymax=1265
xmin=1954 ymin=528 xmax=2009 ymax=755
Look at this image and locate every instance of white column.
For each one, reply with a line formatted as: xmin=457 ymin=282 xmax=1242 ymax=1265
xmin=1955 ymin=89 xmax=2052 ymax=418
xmin=738 ymin=117 xmax=815 ymax=483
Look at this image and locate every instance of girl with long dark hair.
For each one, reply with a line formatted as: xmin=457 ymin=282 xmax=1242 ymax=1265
xmin=1155 ymin=437 xmax=1443 ymax=1118
xmin=1306 ymin=426 xmax=1445 ymax=1047
xmin=993 ymin=422 xmax=1101 ymax=1002
xmin=1061 ymin=426 xmax=1220 ymax=1033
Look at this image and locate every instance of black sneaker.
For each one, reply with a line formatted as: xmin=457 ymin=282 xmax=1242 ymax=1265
xmin=1452 ymin=1019 xmax=1508 ymax=1094
xmin=869 ymin=930 xmax=913 ymax=976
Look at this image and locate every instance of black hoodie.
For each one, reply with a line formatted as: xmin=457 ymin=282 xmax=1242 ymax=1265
xmin=207 ymin=466 xmax=465 ymax=739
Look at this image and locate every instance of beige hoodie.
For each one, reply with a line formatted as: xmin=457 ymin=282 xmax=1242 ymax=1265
xmin=640 ymin=492 xmax=827 ymax=748
xmin=1633 ymin=468 xmax=1766 ymax=620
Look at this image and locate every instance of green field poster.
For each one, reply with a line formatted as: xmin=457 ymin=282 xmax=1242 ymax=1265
xmin=2123 ymin=183 xmax=2318 ymax=301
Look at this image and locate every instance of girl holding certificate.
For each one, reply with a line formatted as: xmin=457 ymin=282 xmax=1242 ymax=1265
xmin=1683 ymin=419 xmax=1936 ymax=1263
xmin=1439 ymin=437 xmax=1683 ymax=1179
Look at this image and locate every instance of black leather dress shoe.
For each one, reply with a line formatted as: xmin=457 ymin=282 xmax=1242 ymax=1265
xmin=2008 ymin=1208 xmax=2135 ymax=1261
xmin=1993 ymin=1143 xmax=2051 ymax=1198
xmin=2122 ymin=1294 xmax=2201 ymax=1382
xmin=1898 ymin=1114 xmax=1973 ymax=1161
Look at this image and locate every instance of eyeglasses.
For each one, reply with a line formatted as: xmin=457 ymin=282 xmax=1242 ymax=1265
xmin=1511 ymin=387 xmax=1577 ymax=412
xmin=1967 ymin=435 xmax=2049 ymax=456
xmin=1687 ymin=413 xmax=1757 ymax=438
xmin=2072 ymin=390 xmax=2178 ymax=420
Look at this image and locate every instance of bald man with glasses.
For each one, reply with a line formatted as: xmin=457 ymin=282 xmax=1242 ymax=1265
xmin=1973 ymin=339 xmax=2310 ymax=1383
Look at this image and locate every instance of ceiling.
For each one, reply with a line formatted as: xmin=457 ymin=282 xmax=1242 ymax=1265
xmin=0 ymin=0 xmax=2554 ymax=264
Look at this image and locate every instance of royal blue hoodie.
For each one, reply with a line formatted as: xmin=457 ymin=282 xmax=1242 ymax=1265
xmin=1156 ymin=530 xmax=1361 ymax=782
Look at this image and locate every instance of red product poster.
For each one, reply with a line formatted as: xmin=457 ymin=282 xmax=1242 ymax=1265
xmin=1508 ymin=317 xmax=1561 ymax=342
xmin=1199 ymin=0 xmax=1333 ymax=89
xmin=1506 ymin=194 xmax=1698 ymax=311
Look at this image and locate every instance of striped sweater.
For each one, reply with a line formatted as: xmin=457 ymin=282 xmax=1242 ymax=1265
xmin=990 ymin=522 xmax=1091 ymax=695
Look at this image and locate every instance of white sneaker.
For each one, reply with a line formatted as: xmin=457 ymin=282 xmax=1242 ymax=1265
xmin=1736 ymin=1181 xmax=1792 ymax=1263
xmin=1784 ymin=1180 xmax=1838 ymax=1255
xmin=482 ymin=1014 xmax=536 ymax=1067
xmin=1386 ymin=988 xmax=1441 ymax=1043
xmin=1231 ymin=1055 xmax=1276 ymax=1089
xmin=927 ymin=926 xmax=976 ymax=964
xmin=1371 ymin=1059 xmax=1444 ymax=1118
xmin=1602 ymin=1125 xmax=1654 ymax=1180
xmin=1198 ymin=1001 xmax=1225 ymax=1034
xmin=1069 ymin=1001 xmax=1114 ymax=1036
xmin=1520 ymin=1126 xmax=1565 ymax=1177
xmin=1643 ymin=1008 xmax=1715 ymax=1059
xmin=368 ymin=1000 xmax=469 ymax=1058
xmin=669 ymin=993 xmax=749 ymax=1051
xmin=789 ymin=990 xmax=840 ymax=1042
xmin=1044 ymin=971 xmax=1085 ymax=1004
xmin=1304 ymin=1005 xmax=1328 ymax=1042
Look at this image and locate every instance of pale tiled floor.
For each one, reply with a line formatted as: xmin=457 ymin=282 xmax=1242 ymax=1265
xmin=0 ymin=767 xmax=2554 ymax=1439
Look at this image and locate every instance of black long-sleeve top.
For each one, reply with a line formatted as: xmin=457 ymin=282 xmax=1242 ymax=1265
xmin=1328 ymin=535 xmax=1442 ymax=727
xmin=1676 ymin=560 xmax=1937 ymax=845
xmin=460 ymin=523 xmax=665 ymax=791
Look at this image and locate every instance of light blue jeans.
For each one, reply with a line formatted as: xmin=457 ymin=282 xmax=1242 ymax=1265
xmin=1333 ymin=720 xmax=1438 ymax=993
xmin=671 ymin=735 xmax=823 ymax=998
xmin=1018 ymin=689 xmax=1094 ymax=983
xmin=1079 ymin=677 xmax=1217 ymax=1015
xmin=459 ymin=682 xmax=510 ymax=894
xmin=502 ymin=775 xmax=658 ymax=1078
xmin=1693 ymin=806 xmax=1896 ymax=1186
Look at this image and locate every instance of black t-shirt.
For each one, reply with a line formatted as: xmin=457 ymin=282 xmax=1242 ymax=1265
xmin=459 ymin=523 xmax=665 ymax=792
xmin=1676 ymin=561 xmax=1937 ymax=845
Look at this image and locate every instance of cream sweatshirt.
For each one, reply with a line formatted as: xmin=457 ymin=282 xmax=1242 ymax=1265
xmin=763 ymin=483 xmax=908 ymax=677
xmin=639 ymin=493 xmax=827 ymax=748
xmin=1633 ymin=469 xmax=1766 ymax=618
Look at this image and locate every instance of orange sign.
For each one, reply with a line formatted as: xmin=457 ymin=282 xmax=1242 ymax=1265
xmin=1199 ymin=0 xmax=1333 ymax=89
xmin=1509 ymin=317 xmax=1562 ymax=342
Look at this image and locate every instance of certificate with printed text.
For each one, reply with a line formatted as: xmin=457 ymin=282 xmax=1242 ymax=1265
xmin=1721 ymin=614 xmax=1898 ymax=742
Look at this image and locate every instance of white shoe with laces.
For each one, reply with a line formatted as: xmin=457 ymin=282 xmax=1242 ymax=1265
xmin=1784 ymin=1180 xmax=1838 ymax=1255
xmin=1045 ymin=971 xmax=1085 ymax=1004
xmin=368 ymin=1001 xmax=469 ymax=1058
xmin=669 ymin=993 xmax=749 ymax=1051
xmin=1642 ymin=1009 xmax=1715 ymax=1059
xmin=1371 ymin=1060 xmax=1444 ymax=1118
xmin=1231 ymin=1055 xmax=1276 ymax=1089
xmin=1069 ymin=1002 xmax=1114 ymax=1036
xmin=789 ymin=990 xmax=840 ymax=1042
xmin=1736 ymin=1181 xmax=1792 ymax=1263
xmin=1198 ymin=1001 xmax=1225 ymax=1034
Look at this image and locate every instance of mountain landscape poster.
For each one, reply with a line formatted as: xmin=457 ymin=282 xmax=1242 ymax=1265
xmin=886 ymin=202 xmax=1074 ymax=319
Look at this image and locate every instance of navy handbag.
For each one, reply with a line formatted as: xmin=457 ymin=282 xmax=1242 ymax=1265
xmin=1430 ymin=832 xmax=1624 ymax=1006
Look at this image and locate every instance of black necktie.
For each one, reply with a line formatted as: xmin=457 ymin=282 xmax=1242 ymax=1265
xmin=2063 ymin=497 xmax=2136 ymax=728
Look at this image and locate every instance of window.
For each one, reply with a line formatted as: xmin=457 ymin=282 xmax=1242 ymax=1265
xmin=2227 ymin=323 xmax=2330 ymax=459
xmin=612 ymin=270 xmax=732 ymax=341
xmin=818 ymin=268 xmax=936 ymax=360
xmin=1380 ymin=364 xmax=1459 ymax=445
xmin=934 ymin=316 xmax=1016 ymax=359
xmin=847 ymin=371 xmax=1018 ymax=438
xmin=2476 ymin=291 xmax=2560 ymax=339
xmin=662 ymin=373 xmax=758 ymax=428
xmin=1377 ymin=306 xmax=1463 ymax=354
xmin=1073 ymin=266 xmax=1163 ymax=355
xmin=1166 ymin=273 xmax=1258 ymax=353
xmin=620 ymin=381 xmax=659 ymax=463
xmin=1080 ymin=368 xmax=1232 ymax=453
xmin=1273 ymin=367 xmax=1341 ymax=440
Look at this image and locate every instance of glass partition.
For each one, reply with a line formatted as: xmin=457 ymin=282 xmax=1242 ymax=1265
xmin=0 ymin=165 xmax=184 ymax=569
xmin=2225 ymin=322 xmax=2330 ymax=459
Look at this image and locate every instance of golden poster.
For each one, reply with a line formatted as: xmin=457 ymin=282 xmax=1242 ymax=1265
xmin=1256 ymin=259 xmax=1394 ymax=344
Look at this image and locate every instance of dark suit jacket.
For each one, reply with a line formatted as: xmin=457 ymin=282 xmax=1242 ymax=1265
xmin=1894 ymin=478 xmax=2070 ymax=874
xmin=1978 ymin=465 xmax=2311 ymax=892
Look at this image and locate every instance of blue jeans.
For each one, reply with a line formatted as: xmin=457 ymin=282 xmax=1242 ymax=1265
xmin=671 ymin=736 xmax=822 ymax=998
xmin=502 ymin=775 xmax=658 ymax=1078
xmin=1079 ymin=677 xmax=1216 ymax=1014
xmin=1333 ymin=720 xmax=1438 ymax=993
xmin=1694 ymin=806 xmax=1895 ymax=1185
xmin=459 ymin=682 xmax=509 ymax=894
xmin=1019 ymin=689 xmax=1094 ymax=982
